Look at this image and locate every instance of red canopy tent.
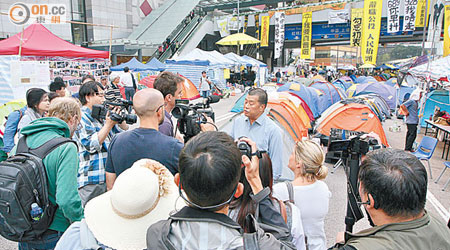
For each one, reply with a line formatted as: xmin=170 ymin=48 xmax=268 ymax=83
xmin=0 ymin=23 xmax=109 ymax=58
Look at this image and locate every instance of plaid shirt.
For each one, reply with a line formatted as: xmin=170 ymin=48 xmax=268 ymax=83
xmin=74 ymin=106 xmax=120 ymax=188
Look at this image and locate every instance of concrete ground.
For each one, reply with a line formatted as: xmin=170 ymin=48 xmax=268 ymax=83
xmin=1 ymin=94 xmax=449 ymax=249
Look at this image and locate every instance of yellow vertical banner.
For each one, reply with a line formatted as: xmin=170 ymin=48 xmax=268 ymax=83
xmin=350 ymin=8 xmax=363 ymax=47
xmin=361 ymin=0 xmax=382 ymax=65
xmin=224 ymin=68 xmax=230 ymax=79
xmin=416 ymin=0 xmax=431 ymax=27
xmin=444 ymin=6 xmax=450 ymax=56
xmin=300 ymin=12 xmax=312 ymax=59
xmin=416 ymin=0 xmax=426 ymax=27
xmin=260 ymin=16 xmax=270 ymax=47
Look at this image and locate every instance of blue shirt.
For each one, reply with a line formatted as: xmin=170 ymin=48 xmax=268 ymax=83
xmin=403 ymin=99 xmax=419 ymax=124
xmin=230 ymin=113 xmax=285 ymax=180
xmin=74 ymin=106 xmax=121 ymax=188
xmin=1 ymin=106 xmax=27 ymax=153
xmin=159 ymin=110 xmax=174 ymax=137
xmin=105 ymin=128 xmax=183 ymax=176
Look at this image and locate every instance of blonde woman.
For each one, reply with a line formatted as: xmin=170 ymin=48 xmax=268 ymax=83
xmin=273 ymin=140 xmax=331 ymax=250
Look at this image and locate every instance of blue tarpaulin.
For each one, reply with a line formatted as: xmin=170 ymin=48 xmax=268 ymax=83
xmin=421 ymin=90 xmax=450 ymax=127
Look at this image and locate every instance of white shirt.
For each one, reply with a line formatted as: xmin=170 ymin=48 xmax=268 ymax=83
xmin=199 ymin=76 xmax=210 ymax=91
xmin=120 ymin=72 xmax=133 ymax=87
xmin=273 ymin=181 xmax=331 ymax=250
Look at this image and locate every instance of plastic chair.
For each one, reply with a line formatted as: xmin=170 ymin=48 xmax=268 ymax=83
xmin=412 ymin=136 xmax=438 ymax=179
xmin=435 ymin=162 xmax=450 ymax=191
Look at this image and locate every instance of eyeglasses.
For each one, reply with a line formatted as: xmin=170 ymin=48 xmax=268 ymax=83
xmin=155 ymin=103 xmax=167 ymax=112
xmin=178 ymin=182 xmax=237 ymax=210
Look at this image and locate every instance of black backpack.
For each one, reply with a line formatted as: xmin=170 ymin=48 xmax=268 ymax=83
xmin=0 ymin=136 xmax=76 ymax=242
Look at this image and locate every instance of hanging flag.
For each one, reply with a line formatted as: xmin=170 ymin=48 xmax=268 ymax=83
xmin=328 ymin=10 xmax=350 ymax=24
xmin=254 ymin=14 xmax=260 ymax=48
xmin=403 ymin=0 xmax=418 ymax=31
xmin=243 ymin=15 xmax=249 ymax=33
xmin=260 ymin=15 xmax=270 ymax=47
xmin=228 ymin=16 xmax=238 ymax=31
xmin=444 ymin=5 xmax=450 ymax=56
xmin=362 ymin=0 xmax=382 ymax=65
xmin=351 ymin=8 xmax=363 ymax=47
xmin=217 ymin=18 xmax=230 ymax=37
xmin=301 ymin=12 xmax=312 ymax=59
xmin=387 ymin=0 xmax=401 ymax=33
xmin=427 ymin=1 xmax=445 ymax=43
xmin=416 ymin=0 xmax=428 ymax=27
xmin=274 ymin=12 xmax=286 ymax=59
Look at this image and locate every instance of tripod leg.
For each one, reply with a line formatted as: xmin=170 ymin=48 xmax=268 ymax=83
xmin=332 ymin=158 xmax=343 ymax=173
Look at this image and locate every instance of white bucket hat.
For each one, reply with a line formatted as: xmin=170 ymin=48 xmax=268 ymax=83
xmin=84 ymin=159 xmax=183 ymax=250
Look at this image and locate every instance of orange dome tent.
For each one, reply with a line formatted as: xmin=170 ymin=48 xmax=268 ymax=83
xmin=179 ymin=75 xmax=200 ymax=100
xmin=267 ymin=95 xmax=309 ymax=141
xmin=271 ymin=92 xmax=311 ymax=129
xmin=138 ymin=74 xmax=200 ymax=100
xmin=316 ymin=103 xmax=389 ymax=146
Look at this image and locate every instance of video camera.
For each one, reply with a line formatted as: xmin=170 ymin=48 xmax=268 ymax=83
xmin=172 ymin=95 xmax=220 ymax=142
xmin=91 ymin=99 xmax=137 ymax=124
xmin=327 ymin=131 xmax=381 ymax=233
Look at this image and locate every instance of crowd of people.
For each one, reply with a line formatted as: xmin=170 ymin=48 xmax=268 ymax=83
xmin=0 ymin=67 xmax=449 ymax=250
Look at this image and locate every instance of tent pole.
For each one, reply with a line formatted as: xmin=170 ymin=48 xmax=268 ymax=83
xmin=18 ymin=25 xmax=24 ymax=58
xmin=109 ymin=25 xmax=113 ymax=63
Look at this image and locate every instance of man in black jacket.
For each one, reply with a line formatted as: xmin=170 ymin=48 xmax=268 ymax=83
xmin=147 ymin=132 xmax=295 ymax=249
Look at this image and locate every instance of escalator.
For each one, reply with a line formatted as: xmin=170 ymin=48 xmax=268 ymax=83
xmin=128 ymin=0 xmax=200 ymax=48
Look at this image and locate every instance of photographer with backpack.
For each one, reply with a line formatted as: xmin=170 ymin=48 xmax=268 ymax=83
xmin=1 ymin=97 xmax=84 ymax=249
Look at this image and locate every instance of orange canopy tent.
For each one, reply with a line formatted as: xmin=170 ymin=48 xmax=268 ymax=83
xmin=139 ymin=74 xmax=200 ymax=100
xmin=316 ymin=103 xmax=389 ymax=146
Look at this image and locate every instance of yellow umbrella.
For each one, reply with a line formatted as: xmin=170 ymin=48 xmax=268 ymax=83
xmin=216 ymin=33 xmax=260 ymax=45
xmin=216 ymin=33 xmax=260 ymax=55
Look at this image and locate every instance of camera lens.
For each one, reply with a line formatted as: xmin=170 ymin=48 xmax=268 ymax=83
xmin=172 ymin=106 xmax=182 ymax=119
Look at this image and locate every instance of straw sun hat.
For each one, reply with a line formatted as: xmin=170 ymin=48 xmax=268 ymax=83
xmin=84 ymin=159 xmax=182 ymax=250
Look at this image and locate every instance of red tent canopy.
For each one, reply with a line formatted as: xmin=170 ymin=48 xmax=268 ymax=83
xmin=0 ymin=23 xmax=109 ymax=59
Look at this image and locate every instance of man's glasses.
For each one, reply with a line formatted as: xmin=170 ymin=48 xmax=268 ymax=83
xmin=95 ymin=92 xmax=105 ymax=97
xmin=155 ymin=103 xmax=167 ymax=112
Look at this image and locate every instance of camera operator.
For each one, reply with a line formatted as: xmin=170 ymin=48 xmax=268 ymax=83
xmin=74 ymin=81 xmax=128 ymax=206
xmin=231 ymin=88 xmax=284 ymax=181
xmin=331 ymin=149 xmax=450 ymax=250
xmin=153 ymin=71 xmax=183 ymax=139
xmin=105 ymin=88 xmax=184 ymax=190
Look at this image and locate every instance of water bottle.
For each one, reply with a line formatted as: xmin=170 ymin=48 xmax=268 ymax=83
xmin=30 ymin=203 xmax=43 ymax=222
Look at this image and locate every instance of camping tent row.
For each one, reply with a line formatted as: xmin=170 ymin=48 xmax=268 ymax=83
xmin=166 ymin=49 xmax=267 ymax=91
xmin=332 ymin=76 xmax=399 ymax=110
xmin=0 ymin=23 xmax=109 ymax=105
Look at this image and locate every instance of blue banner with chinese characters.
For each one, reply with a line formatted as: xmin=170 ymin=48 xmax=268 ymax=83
xmin=285 ymin=18 xmax=412 ymax=41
